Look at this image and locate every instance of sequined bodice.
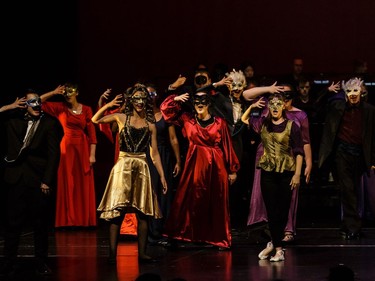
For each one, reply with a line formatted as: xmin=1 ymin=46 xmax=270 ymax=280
xmin=119 ymin=116 xmax=151 ymax=153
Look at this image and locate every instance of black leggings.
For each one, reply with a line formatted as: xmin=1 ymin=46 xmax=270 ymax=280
xmin=261 ymin=170 xmax=293 ymax=248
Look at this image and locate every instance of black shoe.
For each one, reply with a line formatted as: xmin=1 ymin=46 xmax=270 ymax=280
xmin=0 ymin=261 xmax=15 ymax=276
xmin=35 ymin=262 xmax=52 ymax=275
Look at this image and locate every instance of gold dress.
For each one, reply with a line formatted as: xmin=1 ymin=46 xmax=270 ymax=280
xmin=97 ymin=117 xmax=162 ymax=220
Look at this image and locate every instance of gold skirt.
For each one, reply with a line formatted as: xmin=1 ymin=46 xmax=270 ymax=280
xmin=97 ymin=151 xmax=162 ymax=220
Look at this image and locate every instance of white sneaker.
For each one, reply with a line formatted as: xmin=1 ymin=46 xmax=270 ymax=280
xmin=258 ymin=242 xmax=274 ymax=260
xmin=270 ymin=250 xmax=285 ymax=262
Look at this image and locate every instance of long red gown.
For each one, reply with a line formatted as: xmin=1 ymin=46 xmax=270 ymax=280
xmin=42 ymin=102 xmax=97 ymax=227
xmin=160 ymin=95 xmax=240 ymax=248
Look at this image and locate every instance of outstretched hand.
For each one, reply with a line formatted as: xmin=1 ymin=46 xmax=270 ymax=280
xmin=270 ymin=82 xmax=284 ymax=94
xmin=328 ymin=81 xmax=340 ymax=93
xmin=253 ymin=97 xmax=267 ymax=109
xmin=12 ymin=97 xmax=27 ymax=109
xmin=174 ymin=93 xmax=190 ymax=103
xmin=107 ymin=94 xmax=123 ymax=108
xmin=170 ymin=75 xmax=187 ymax=89
xmin=217 ymin=76 xmax=232 ymax=88
xmin=98 ymin=88 xmax=112 ymax=107
xmin=53 ymin=85 xmax=66 ymax=95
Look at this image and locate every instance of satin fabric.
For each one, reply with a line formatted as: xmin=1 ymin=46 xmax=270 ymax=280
xmin=259 ymin=121 xmax=295 ymax=172
xmin=42 ymin=102 xmax=97 ymax=227
xmin=98 ymin=152 xmax=162 ymax=220
xmin=161 ymin=95 xmax=240 ymax=248
xmin=120 ymin=214 xmax=138 ymax=235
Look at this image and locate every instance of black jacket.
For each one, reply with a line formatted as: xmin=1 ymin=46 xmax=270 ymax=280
xmin=1 ymin=111 xmax=63 ymax=187
xmin=318 ymin=98 xmax=375 ymax=171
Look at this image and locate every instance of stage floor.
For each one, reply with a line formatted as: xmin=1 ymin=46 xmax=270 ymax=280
xmin=1 ymin=182 xmax=375 ymax=281
xmin=1 ymin=224 xmax=375 ymax=281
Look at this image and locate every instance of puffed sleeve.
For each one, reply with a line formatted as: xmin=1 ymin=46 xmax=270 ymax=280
xmin=249 ymin=115 xmax=266 ymax=134
xmin=160 ymin=95 xmax=182 ymax=126
xmin=299 ymin=114 xmax=311 ymax=145
xmin=291 ymin=122 xmax=304 ymax=156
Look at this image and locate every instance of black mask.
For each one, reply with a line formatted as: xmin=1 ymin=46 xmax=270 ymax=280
xmin=282 ymin=91 xmax=296 ymax=101
xmin=193 ymin=95 xmax=210 ymax=106
xmin=195 ymin=75 xmax=208 ymax=85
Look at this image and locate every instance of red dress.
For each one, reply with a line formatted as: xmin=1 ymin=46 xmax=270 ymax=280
xmin=160 ymin=95 xmax=240 ymax=248
xmin=42 ymin=102 xmax=97 ymax=227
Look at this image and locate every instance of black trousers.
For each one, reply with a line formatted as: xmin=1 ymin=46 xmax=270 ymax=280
xmin=261 ymin=170 xmax=293 ymax=248
xmin=335 ymin=146 xmax=364 ymax=234
xmin=3 ymin=180 xmax=51 ymax=262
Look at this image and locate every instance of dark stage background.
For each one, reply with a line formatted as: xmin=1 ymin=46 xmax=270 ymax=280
xmin=3 ymin=0 xmax=375 ymax=101
xmin=2 ymin=0 xmax=375 ymax=200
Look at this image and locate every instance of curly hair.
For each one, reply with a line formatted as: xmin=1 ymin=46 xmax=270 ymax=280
xmin=342 ymin=77 xmax=363 ymax=91
xmin=123 ymin=83 xmax=155 ymax=123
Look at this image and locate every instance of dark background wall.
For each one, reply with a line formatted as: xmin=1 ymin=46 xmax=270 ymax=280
xmin=3 ymin=0 xmax=375 ymax=106
xmin=76 ymin=0 xmax=375 ymax=99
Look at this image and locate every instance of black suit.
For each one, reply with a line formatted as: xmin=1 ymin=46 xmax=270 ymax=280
xmin=209 ymin=91 xmax=253 ymax=227
xmin=209 ymin=92 xmax=248 ymax=161
xmin=319 ymin=97 xmax=375 ymax=234
xmin=1 ymin=110 xmax=62 ymax=264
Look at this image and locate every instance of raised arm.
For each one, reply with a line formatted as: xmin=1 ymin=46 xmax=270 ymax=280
xmin=314 ymin=81 xmax=341 ymax=106
xmin=242 ymin=82 xmax=283 ymax=101
xmin=241 ymin=105 xmax=253 ymax=125
xmin=212 ymin=75 xmax=232 ymax=89
xmin=168 ymin=75 xmax=187 ymax=91
xmin=241 ymin=97 xmax=266 ymax=124
xmin=98 ymin=88 xmax=112 ymax=108
xmin=91 ymin=94 xmax=123 ymax=124
xmin=40 ymin=85 xmax=65 ymax=102
xmin=0 ymin=97 xmax=27 ymax=112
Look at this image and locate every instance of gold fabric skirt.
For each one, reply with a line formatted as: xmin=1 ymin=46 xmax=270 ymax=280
xmin=97 ymin=151 xmax=162 ymax=220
